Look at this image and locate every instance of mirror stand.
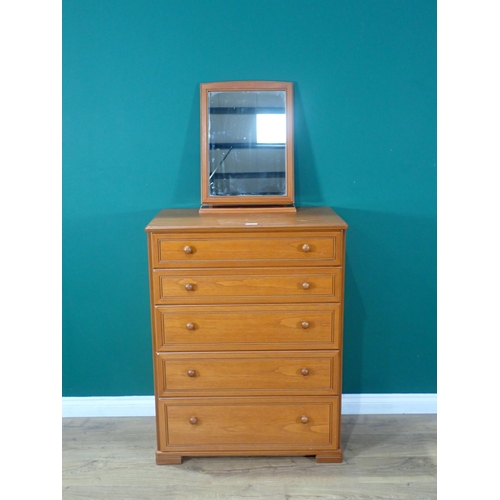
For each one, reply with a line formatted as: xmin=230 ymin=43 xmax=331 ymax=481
xmin=199 ymin=204 xmax=296 ymax=214
xmin=199 ymin=81 xmax=295 ymax=214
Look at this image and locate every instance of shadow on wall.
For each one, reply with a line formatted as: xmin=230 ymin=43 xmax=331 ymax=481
xmin=336 ymin=206 xmax=437 ymax=395
xmin=292 ymin=83 xmax=325 ymax=206
xmin=173 ymin=84 xmax=201 ymax=208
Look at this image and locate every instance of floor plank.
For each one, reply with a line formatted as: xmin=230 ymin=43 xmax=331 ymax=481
xmin=62 ymin=415 xmax=436 ymax=500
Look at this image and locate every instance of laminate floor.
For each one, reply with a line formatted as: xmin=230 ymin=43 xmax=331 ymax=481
xmin=62 ymin=414 xmax=436 ymax=500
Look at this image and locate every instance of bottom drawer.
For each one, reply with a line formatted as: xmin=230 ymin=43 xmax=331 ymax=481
xmin=157 ymin=397 xmax=339 ymax=451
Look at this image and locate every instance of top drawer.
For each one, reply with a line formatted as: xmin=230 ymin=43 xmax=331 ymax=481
xmin=149 ymin=231 xmax=344 ymax=268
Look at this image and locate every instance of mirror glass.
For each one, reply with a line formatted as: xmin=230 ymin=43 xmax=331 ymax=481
xmin=208 ymin=90 xmax=287 ymax=197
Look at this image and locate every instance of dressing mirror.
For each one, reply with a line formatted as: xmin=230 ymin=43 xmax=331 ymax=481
xmin=200 ymin=81 xmax=295 ymax=213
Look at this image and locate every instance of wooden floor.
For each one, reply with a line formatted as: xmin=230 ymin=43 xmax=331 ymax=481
xmin=62 ymin=414 xmax=436 ymax=499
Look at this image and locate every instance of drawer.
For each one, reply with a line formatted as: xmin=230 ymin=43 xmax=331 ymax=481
xmin=150 ymin=231 xmax=344 ymax=268
xmin=156 ymin=351 xmax=340 ymax=396
xmin=153 ymin=304 xmax=342 ymax=351
xmin=152 ymin=267 xmax=342 ymax=304
xmin=157 ymin=397 xmax=339 ymax=450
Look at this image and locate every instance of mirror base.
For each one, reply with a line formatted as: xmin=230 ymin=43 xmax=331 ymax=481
xmin=199 ymin=204 xmax=296 ymax=214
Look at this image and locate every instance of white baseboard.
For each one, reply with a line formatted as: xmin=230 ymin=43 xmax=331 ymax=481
xmin=62 ymin=396 xmax=156 ymax=418
xmin=341 ymin=393 xmax=436 ymax=415
xmin=62 ymin=393 xmax=436 ymax=418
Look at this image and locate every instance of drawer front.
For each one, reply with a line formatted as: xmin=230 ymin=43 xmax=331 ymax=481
xmin=156 ymin=351 xmax=339 ymax=396
xmin=150 ymin=232 xmax=343 ymax=268
xmin=153 ymin=304 xmax=342 ymax=351
xmin=158 ymin=397 xmax=338 ymax=449
xmin=153 ymin=268 xmax=342 ymax=304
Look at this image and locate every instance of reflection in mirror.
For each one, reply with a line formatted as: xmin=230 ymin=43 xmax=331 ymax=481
xmin=208 ymin=91 xmax=287 ymax=197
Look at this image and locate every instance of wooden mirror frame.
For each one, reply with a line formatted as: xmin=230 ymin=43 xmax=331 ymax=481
xmin=200 ymin=81 xmax=295 ymax=213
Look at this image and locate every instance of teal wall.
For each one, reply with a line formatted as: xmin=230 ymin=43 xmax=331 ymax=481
xmin=63 ymin=0 xmax=436 ymax=396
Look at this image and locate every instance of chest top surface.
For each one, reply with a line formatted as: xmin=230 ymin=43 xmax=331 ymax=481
xmin=145 ymin=206 xmax=348 ymax=233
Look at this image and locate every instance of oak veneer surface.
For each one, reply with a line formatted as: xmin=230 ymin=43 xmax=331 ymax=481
xmin=62 ymin=414 xmax=437 ymax=500
xmin=156 ymin=352 xmax=340 ymax=395
xmin=153 ymin=304 xmax=342 ymax=351
xmin=146 ymin=207 xmax=347 ymax=463
xmin=153 ymin=268 xmax=342 ymax=304
xmin=145 ymin=206 xmax=348 ymax=231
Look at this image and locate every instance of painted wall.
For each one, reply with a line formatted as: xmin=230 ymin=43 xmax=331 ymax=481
xmin=63 ymin=0 xmax=436 ymax=396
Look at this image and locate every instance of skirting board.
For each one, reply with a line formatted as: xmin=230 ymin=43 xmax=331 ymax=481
xmin=62 ymin=394 xmax=436 ymax=418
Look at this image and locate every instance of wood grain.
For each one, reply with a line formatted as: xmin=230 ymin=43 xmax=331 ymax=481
xmin=151 ymin=231 xmax=343 ymax=267
xmin=146 ymin=207 xmax=347 ymax=463
xmin=153 ymin=267 xmax=342 ymax=304
xmin=160 ymin=398 xmax=336 ymax=448
xmin=145 ymin=206 xmax=349 ymax=232
xmin=156 ymin=352 xmax=339 ymax=396
xmin=153 ymin=304 xmax=341 ymax=351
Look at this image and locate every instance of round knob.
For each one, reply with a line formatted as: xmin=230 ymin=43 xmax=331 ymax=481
xmin=185 ymin=283 xmax=194 ymax=291
xmin=183 ymin=245 xmax=193 ymax=254
xmin=301 ymin=282 xmax=310 ymax=290
xmin=187 ymin=370 xmax=196 ymax=377
xmin=301 ymin=368 xmax=309 ymax=376
xmin=301 ymin=244 xmax=310 ymax=252
xmin=301 ymin=321 xmax=309 ymax=329
xmin=189 ymin=417 xmax=197 ymax=425
xmin=301 ymin=415 xmax=309 ymax=424
xmin=186 ymin=322 xmax=195 ymax=330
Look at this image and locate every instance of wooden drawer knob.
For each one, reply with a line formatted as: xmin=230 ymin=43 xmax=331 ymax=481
xmin=186 ymin=322 xmax=195 ymax=330
xmin=187 ymin=370 xmax=196 ymax=377
xmin=183 ymin=245 xmax=193 ymax=254
xmin=301 ymin=368 xmax=309 ymax=376
xmin=189 ymin=417 xmax=198 ymax=425
xmin=301 ymin=415 xmax=309 ymax=424
xmin=301 ymin=244 xmax=310 ymax=252
xmin=301 ymin=282 xmax=310 ymax=290
xmin=184 ymin=283 xmax=194 ymax=291
xmin=301 ymin=321 xmax=310 ymax=329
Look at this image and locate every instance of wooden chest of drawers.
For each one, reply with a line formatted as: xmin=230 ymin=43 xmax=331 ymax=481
xmin=145 ymin=206 xmax=347 ymax=464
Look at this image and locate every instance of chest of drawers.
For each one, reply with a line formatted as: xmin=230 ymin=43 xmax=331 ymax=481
xmin=145 ymin=206 xmax=347 ymax=464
